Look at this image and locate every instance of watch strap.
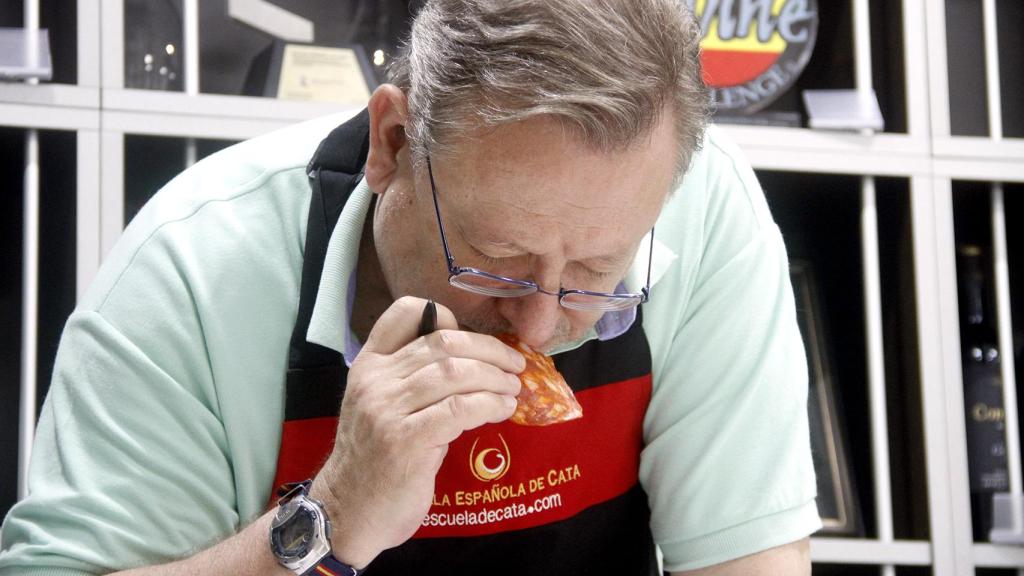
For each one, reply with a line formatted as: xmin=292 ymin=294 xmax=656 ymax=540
xmin=308 ymin=554 xmax=362 ymax=576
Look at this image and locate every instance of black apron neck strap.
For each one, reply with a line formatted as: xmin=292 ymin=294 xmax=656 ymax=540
xmin=306 ymin=108 xmax=371 ymax=177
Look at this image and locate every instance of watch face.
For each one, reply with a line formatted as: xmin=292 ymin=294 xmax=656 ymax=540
xmin=273 ymin=505 xmax=316 ymax=559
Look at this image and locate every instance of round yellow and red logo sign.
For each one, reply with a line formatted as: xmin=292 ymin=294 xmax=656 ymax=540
xmin=694 ymin=0 xmax=818 ymax=114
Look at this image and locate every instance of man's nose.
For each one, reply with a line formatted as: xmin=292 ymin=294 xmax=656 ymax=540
xmin=496 ymin=290 xmax=564 ymax=350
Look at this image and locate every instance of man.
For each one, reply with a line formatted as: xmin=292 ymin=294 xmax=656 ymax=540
xmin=0 ymin=0 xmax=819 ymax=574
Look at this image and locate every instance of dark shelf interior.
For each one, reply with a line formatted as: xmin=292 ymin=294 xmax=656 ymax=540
xmin=760 ymin=170 xmax=927 ymax=541
xmin=946 ymin=0 xmax=1024 ymax=138
xmin=0 ymin=128 xmax=77 ymax=522
xmin=124 ymin=0 xmax=420 ymax=95
xmin=952 ymin=181 xmax=1024 ymax=542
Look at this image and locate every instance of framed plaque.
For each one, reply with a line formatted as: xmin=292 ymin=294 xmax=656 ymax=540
xmin=244 ymin=39 xmax=377 ymax=105
xmin=791 ymin=261 xmax=863 ymax=536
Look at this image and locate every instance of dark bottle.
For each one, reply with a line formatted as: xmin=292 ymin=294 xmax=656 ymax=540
xmin=957 ymin=244 xmax=1010 ymax=541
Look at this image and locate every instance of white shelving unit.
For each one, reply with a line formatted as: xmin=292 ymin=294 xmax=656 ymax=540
xmin=2 ymin=0 xmax=1023 ymax=574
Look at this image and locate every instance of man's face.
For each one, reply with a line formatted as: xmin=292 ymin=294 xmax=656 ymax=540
xmin=372 ymin=112 xmax=677 ymax=353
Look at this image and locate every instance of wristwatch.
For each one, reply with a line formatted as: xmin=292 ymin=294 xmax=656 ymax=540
xmin=269 ymin=480 xmax=363 ymax=576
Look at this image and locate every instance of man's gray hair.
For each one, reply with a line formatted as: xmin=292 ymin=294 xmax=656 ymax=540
xmin=387 ymin=0 xmax=710 ymax=181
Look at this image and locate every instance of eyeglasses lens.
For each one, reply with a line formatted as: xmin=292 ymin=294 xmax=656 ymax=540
xmin=450 ymin=271 xmax=536 ymax=298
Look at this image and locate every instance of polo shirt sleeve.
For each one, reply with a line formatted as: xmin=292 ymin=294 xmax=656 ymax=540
xmin=0 ymin=310 xmax=239 ymax=575
xmin=640 ymin=132 xmax=821 ymax=572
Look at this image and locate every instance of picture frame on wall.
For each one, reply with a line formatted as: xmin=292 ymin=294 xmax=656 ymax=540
xmin=243 ymin=39 xmax=377 ymax=106
xmin=791 ymin=260 xmax=863 ymax=536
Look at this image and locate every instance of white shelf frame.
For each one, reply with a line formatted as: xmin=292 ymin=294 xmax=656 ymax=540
xmin=0 ymin=0 xmax=1021 ymax=574
xmin=811 ymin=538 xmax=932 ymax=566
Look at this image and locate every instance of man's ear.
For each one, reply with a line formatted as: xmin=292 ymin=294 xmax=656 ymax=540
xmin=365 ymin=84 xmax=410 ymax=195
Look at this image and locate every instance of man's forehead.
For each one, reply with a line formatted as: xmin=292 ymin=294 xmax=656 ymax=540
xmin=431 ymin=113 xmax=675 ymax=253
xmin=440 ymin=147 xmax=667 ymax=221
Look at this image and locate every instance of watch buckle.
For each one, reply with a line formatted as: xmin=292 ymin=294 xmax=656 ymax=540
xmin=276 ymin=479 xmax=313 ymax=505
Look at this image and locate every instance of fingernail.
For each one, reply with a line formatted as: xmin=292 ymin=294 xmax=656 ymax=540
xmin=504 ymin=395 xmax=518 ymax=410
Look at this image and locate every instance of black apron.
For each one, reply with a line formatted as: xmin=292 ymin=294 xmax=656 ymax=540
xmin=272 ymin=110 xmax=660 ymax=576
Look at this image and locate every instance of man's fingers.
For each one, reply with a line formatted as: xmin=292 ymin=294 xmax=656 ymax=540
xmin=390 ymin=329 xmax=526 ymax=378
xmin=363 ymin=297 xmax=460 ymax=355
xmin=406 ymin=391 xmax=518 ymax=447
xmin=398 ymin=359 xmax=521 ymax=413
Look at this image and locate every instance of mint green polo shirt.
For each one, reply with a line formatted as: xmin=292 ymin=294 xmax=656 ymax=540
xmin=0 ymin=113 xmax=820 ymax=575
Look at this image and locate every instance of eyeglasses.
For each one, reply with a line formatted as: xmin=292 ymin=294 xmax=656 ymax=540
xmin=426 ymin=156 xmax=653 ymax=312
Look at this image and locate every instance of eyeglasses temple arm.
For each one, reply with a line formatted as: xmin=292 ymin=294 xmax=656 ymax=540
xmin=427 ymin=157 xmax=458 ymax=271
xmin=643 ymin=226 xmax=655 ymax=298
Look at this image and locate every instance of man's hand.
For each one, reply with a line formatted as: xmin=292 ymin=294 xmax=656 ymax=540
xmin=310 ymin=296 xmax=526 ymax=568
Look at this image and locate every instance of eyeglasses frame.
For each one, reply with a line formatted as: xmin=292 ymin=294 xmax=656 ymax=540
xmin=425 ymin=156 xmax=653 ymax=311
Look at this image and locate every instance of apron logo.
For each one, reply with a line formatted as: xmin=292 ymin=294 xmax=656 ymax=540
xmin=691 ymin=0 xmax=819 ymax=114
xmin=469 ymin=434 xmax=511 ymax=482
